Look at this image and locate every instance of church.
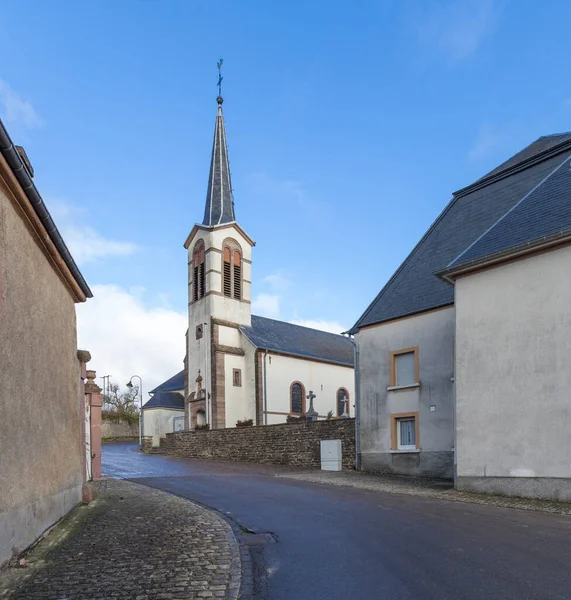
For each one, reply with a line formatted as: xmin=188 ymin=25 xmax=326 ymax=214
xmin=148 ymin=91 xmax=354 ymax=435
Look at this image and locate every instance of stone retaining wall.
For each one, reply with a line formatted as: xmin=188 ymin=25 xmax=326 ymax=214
xmin=161 ymin=419 xmax=356 ymax=470
xmin=101 ymin=418 xmax=139 ymax=440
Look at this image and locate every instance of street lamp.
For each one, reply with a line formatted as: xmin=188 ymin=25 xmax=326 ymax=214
xmin=126 ymin=375 xmax=143 ymax=446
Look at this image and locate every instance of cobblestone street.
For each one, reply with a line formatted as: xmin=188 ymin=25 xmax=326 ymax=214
xmin=0 ymin=480 xmax=242 ymax=600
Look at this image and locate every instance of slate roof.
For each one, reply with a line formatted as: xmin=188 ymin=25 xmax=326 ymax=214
xmin=203 ymin=97 xmax=235 ymax=226
xmin=143 ymin=391 xmax=184 ymax=410
xmin=149 ymin=370 xmax=185 ymax=394
xmin=351 ymin=135 xmax=571 ymax=332
xmin=445 ymin=154 xmax=571 ymax=270
xmin=477 ymin=133 xmax=571 ymax=182
xmin=240 ymin=315 xmax=354 ymax=367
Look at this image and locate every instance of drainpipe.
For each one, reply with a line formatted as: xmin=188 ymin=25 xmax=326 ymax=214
xmin=204 ymin=322 xmax=211 ymax=427
xmin=263 ymin=350 xmax=268 ymax=425
xmin=345 ymin=334 xmax=361 ymax=471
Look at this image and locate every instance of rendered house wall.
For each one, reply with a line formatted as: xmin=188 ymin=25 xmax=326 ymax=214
xmin=0 ymin=177 xmax=83 ymax=565
xmin=357 ymin=307 xmax=455 ymax=478
xmin=455 ymin=245 xmax=571 ymax=500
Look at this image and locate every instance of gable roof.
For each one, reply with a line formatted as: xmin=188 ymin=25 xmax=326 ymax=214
xmin=440 ymin=154 xmax=571 ymax=275
xmin=150 ymin=370 xmax=185 ymax=394
xmin=240 ymin=315 xmax=354 ymax=367
xmin=143 ymin=391 xmax=184 ymax=410
xmin=351 ymin=134 xmax=571 ymax=332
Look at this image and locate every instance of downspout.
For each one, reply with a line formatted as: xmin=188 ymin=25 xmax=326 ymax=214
xmin=345 ymin=334 xmax=361 ymax=471
xmin=263 ymin=350 xmax=268 ymax=425
xmin=205 ymin=322 xmax=211 ymax=427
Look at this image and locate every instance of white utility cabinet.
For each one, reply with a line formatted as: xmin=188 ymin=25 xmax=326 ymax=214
xmin=320 ymin=439 xmax=342 ymax=471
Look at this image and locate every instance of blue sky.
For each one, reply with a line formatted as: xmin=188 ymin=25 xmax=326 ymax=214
xmin=2 ymin=0 xmax=571 ymax=391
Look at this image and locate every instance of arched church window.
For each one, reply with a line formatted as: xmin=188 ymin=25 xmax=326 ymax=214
xmin=290 ymin=382 xmax=305 ymax=415
xmin=222 ymin=239 xmax=242 ymax=300
xmin=337 ymin=388 xmax=349 ymax=417
xmin=193 ymin=240 xmax=206 ymax=301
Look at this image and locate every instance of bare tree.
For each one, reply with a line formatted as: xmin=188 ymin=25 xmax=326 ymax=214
xmin=103 ymin=381 xmax=139 ymax=423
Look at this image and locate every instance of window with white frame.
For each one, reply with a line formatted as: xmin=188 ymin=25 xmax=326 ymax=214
xmin=397 ymin=417 xmax=416 ymax=450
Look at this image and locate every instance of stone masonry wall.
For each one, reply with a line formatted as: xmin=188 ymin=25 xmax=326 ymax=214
xmin=101 ymin=418 xmax=139 ymax=440
xmin=162 ymin=419 xmax=356 ymax=470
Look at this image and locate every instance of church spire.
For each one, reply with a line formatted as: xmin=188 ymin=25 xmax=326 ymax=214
xmin=203 ymin=60 xmax=235 ymax=226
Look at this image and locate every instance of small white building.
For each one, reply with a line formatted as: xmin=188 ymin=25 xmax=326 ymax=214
xmin=142 ymin=371 xmax=184 ymax=447
xmin=159 ymin=92 xmax=354 ymax=435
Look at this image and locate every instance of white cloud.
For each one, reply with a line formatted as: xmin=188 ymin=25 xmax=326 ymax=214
xmin=77 ymin=284 xmax=187 ymax=397
xmin=49 ymin=200 xmax=138 ymax=265
xmin=291 ymin=320 xmax=348 ymax=335
xmin=415 ymin=0 xmax=502 ymax=62
xmin=0 ymin=77 xmax=42 ymax=129
xmin=252 ymin=293 xmax=281 ymax=319
xmin=262 ymin=273 xmax=291 ymax=293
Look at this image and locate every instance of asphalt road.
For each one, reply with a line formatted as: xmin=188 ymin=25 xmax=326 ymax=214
xmin=103 ymin=443 xmax=571 ymax=600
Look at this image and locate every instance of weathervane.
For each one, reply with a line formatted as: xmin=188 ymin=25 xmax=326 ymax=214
xmin=217 ymin=58 xmax=224 ymax=99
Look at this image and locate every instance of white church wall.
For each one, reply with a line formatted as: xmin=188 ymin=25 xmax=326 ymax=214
xmin=264 ymin=353 xmax=354 ymax=425
xmin=219 ymin=325 xmax=241 ymax=347
xmin=224 ymin=353 xmax=255 ymax=427
xmin=143 ymin=407 xmax=184 ymax=447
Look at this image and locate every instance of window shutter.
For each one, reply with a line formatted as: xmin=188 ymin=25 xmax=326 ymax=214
xmin=233 ymin=251 xmax=241 ymax=300
xmin=199 ymin=262 xmax=205 ymax=298
xmin=193 ymin=265 xmax=199 ymax=302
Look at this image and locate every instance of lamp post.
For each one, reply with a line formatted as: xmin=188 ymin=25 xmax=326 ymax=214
xmin=126 ymin=375 xmax=143 ymax=446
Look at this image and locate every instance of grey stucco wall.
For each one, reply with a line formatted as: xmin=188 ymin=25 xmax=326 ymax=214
xmin=357 ymin=307 xmax=455 ymax=478
xmin=0 ymin=179 xmax=83 ymax=565
xmin=455 ymin=245 xmax=571 ymax=500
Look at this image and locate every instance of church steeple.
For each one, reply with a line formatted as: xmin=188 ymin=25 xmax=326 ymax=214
xmin=202 ymin=94 xmax=235 ymax=226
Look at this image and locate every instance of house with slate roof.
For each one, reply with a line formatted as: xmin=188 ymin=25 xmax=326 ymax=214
xmin=142 ymin=371 xmax=185 ymax=446
xmin=154 ymin=91 xmax=354 ymax=442
xmin=351 ymin=133 xmax=571 ymax=495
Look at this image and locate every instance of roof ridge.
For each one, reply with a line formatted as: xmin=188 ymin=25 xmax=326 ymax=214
xmin=455 ymin=134 xmax=571 ymax=197
xmin=447 ymin=154 xmax=571 ymax=269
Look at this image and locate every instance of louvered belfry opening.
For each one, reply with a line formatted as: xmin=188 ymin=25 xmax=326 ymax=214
xmin=223 ymin=247 xmax=232 ymax=297
xmin=222 ymin=243 xmax=242 ymax=300
xmin=233 ymin=251 xmax=241 ymax=300
xmin=193 ymin=240 xmax=206 ymax=301
xmin=193 ymin=265 xmax=199 ymax=302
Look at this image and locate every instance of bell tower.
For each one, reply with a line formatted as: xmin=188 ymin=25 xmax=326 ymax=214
xmin=183 ymin=70 xmax=255 ymax=429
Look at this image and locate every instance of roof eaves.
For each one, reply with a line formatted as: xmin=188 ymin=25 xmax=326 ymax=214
xmin=0 ymin=119 xmax=92 ymax=300
xmin=435 ymin=228 xmax=571 ymax=282
xmin=239 ymin=326 xmax=353 ymax=367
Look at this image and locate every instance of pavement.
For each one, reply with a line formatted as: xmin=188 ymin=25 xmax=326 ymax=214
xmin=106 ymin=443 xmax=571 ymax=600
xmin=4 ymin=443 xmax=571 ymax=600
xmin=0 ymin=478 xmax=242 ymax=600
xmin=277 ymin=470 xmax=571 ymax=516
